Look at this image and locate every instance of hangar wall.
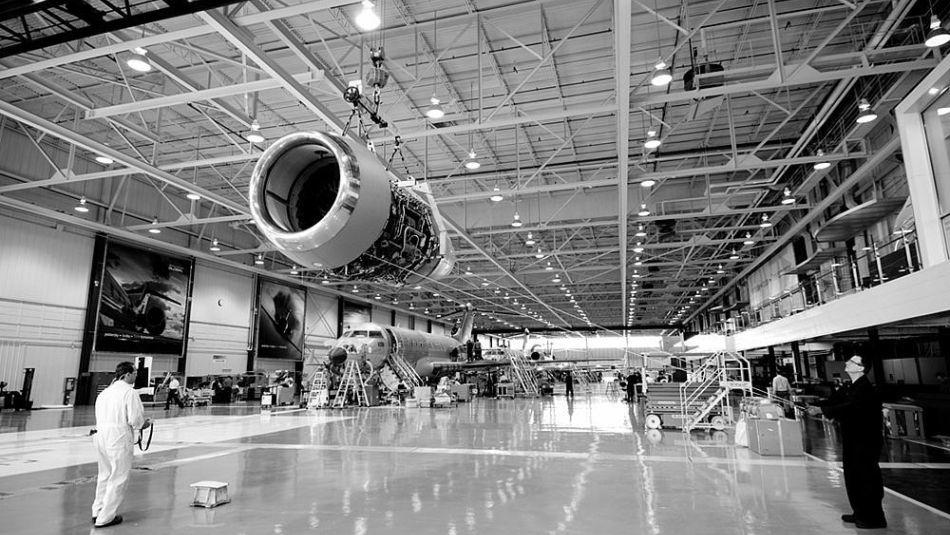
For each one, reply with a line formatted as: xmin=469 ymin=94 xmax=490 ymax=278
xmin=0 ymin=215 xmax=92 ymax=406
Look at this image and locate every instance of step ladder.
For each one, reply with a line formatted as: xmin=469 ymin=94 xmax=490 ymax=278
xmin=332 ymin=360 xmax=368 ymax=408
xmin=508 ymin=354 xmax=539 ymax=397
xmin=306 ymin=370 xmax=329 ymax=408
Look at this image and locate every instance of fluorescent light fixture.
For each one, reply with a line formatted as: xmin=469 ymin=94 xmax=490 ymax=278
xmin=74 ymin=197 xmax=89 ymax=213
xmin=925 ymin=16 xmax=950 ymax=48
xmin=354 ymin=0 xmax=381 ymax=31
xmin=126 ymin=51 xmax=151 ymax=72
xmin=813 ymin=149 xmax=831 ymax=170
xmin=651 ymin=60 xmax=672 ymax=86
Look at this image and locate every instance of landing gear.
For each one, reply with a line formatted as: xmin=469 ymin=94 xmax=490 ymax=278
xmin=644 ymin=413 xmax=662 ymax=430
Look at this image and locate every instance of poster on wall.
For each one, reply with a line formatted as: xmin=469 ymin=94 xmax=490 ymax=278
xmin=95 ymin=241 xmax=193 ymax=354
xmin=342 ymin=301 xmax=371 ymax=332
xmin=256 ymin=279 xmax=306 ymax=359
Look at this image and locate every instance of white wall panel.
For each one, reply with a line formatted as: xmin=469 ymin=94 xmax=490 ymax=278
xmin=304 ymin=291 xmax=337 ymax=360
xmin=394 ymin=312 xmax=409 ymax=329
xmin=185 ymin=263 xmax=253 ymax=377
xmin=0 ymin=217 xmax=93 ymax=405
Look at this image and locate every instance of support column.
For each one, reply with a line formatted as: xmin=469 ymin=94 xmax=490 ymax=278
xmin=767 ymin=346 xmax=777 ymax=379
xmin=866 ymin=327 xmax=886 ymax=386
xmin=791 ymin=341 xmax=802 ymax=382
xmin=938 ymin=327 xmax=950 ymax=374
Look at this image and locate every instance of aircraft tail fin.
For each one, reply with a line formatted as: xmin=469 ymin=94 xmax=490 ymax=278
xmin=452 ymin=307 xmax=476 ymax=343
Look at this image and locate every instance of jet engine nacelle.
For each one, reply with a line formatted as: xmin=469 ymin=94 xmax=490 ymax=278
xmin=249 ymin=131 xmax=454 ymax=285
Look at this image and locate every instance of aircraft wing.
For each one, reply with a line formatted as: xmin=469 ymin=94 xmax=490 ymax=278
xmin=430 ymin=359 xmax=513 ymax=373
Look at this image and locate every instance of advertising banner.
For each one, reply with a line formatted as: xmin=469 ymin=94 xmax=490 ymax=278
xmin=256 ymin=279 xmax=306 ymax=359
xmin=95 ymin=241 xmax=192 ymax=354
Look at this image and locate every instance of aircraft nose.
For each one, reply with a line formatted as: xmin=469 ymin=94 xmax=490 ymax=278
xmin=328 ymin=347 xmax=348 ymax=365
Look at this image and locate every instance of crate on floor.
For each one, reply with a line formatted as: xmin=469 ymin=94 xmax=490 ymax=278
xmin=190 ymin=480 xmax=231 ymax=508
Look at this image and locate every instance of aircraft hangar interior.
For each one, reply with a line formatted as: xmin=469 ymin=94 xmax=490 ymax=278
xmin=1 ymin=0 xmax=950 ymax=533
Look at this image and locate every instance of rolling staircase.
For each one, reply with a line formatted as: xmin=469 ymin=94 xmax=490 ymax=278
xmin=332 ymin=360 xmax=368 ymax=408
xmin=508 ymin=354 xmax=539 ymax=397
xmin=388 ymin=353 xmax=424 ymax=387
xmin=306 ymin=369 xmax=329 ymax=408
xmin=680 ymin=351 xmax=752 ymax=433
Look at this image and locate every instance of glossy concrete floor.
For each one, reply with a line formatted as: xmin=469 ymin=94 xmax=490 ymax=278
xmin=1 ymin=395 xmax=949 ymax=534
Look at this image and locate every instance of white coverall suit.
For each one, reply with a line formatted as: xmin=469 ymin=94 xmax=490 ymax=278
xmin=92 ymin=380 xmax=145 ymax=526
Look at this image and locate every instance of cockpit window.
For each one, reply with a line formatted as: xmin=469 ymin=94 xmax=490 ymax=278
xmin=352 ymin=330 xmax=368 ymax=337
xmin=369 ymin=330 xmax=383 ymax=338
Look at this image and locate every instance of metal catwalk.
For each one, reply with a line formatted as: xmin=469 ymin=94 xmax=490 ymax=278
xmin=0 ymin=397 xmax=948 ymax=534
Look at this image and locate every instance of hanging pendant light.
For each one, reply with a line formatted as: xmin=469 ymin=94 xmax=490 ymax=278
xmin=651 ymin=60 xmax=672 ymax=86
xmin=490 ymin=186 xmax=503 ymax=202
xmin=511 ymin=212 xmax=523 ymax=228
xmin=525 ymin=232 xmax=535 ymax=246
xmin=638 ymin=203 xmax=650 ymax=217
xmin=643 ymin=129 xmax=661 ymax=150
xmin=126 ymin=48 xmax=152 ymax=72
xmin=464 ymin=149 xmax=480 ymax=170
xmin=729 ymin=249 xmax=740 ymax=260
xmin=781 ymin=187 xmax=796 ymax=205
xmin=813 ymin=149 xmax=831 ymax=170
xmin=743 ymin=233 xmax=755 ymax=246
xmin=148 ymin=217 xmax=161 ymax=234
xmin=95 ymin=155 xmax=114 ymax=165
xmin=534 ymin=247 xmax=544 ymax=259
xmin=640 ymin=179 xmax=656 ymax=188
xmin=246 ymin=119 xmax=265 ymax=143
xmin=759 ymin=214 xmax=772 ymax=228
xmin=254 ymin=254 xmax=265 ymax=265
xmin=74 ymin=197 xmax=90 ymax=213
xmin=354 ymin=0 xmax=381 ymax=31
xmin=635 ymin=224 xmax=647 ymax=237
xmin=209 ymin=238 xmax=221 ymax=252
xmin=289 ymin=265 xmax=299 ymax=275
xmin=925 ymin=15 xmax=950 ymax=48
xmin=856 ymin=98 xmax=877 ymax=124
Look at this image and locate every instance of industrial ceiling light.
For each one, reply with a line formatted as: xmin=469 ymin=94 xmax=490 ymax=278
xmin=925 ymin=15 xmax=950 ymax=47
xmin=643 ymin=130 xmax=662 ymax=150
xmin=186 ymin=191 xmax=201 ymax=201
xmin=209 ymin=239 xmax=221 ymax=252
xmin=813 ymin=149 xmax=831 ymax=170
xmin=321 ymin=278 xmax=330 ymax=285
xmin=633 ymin=242 xmax=644 ymax=253
xmin=246 ymin=119 xmax=265 ymax=144
xmin=545 ymin=261 xmax=553 ymax=271
xmin=74 ymin=197 xmax=90 ymax=213
xmin=425 ymin=96 xmax=444 ymax=119
xmin=534 ymin=247 xmax=544 ymax=259
xmin=94 ymin=155 xmax=114 ymax=165
xmin=352 ymin=286 xmax=359 ymax=293
xmin=938 ymin=107 xmax=950 ymax=116
xmin=290 ymin=265 xmax=299 ymax=275
xmin=489 ymin=186 xmax=503 ymax=202
xmin=254 ymin=254 xmax=265 ymax=265
xmin=638 ymin=203 xmax=650 ymax=217
xmin=759 ymin=214 xmax=772 ymax=228
xmin=511 ymin=211 xmax=523 ymax=228
xmin=781 ymin=187 xmax=796 ymax=205
xmin=640 ymin=179 xmax=656 ymax=188
xmin=855 ymin=98 xmax=877 ymax=124
xmin=635 ymin=224 xmax=647 ymax=237
xmin=552 ymin=275 xmax=561 ymax=283
xmin=354 ymin=0 xmax=381 ymax=31
xmin=743 ymin=233 xmax=755 ymax=246
xmin=729 ymin=249 xmax=739 ymax=260
xmin=650 ymin=60 xmax=672 ymax=86
xmin=464 ymin=266 xmax=473 ymax=275
xmin=126 ymin=49 xmax=152 ymax=72
xmin=525 ymin=232 xmax=536 ymax=246
xmin=148 ymin=217 xmax=161 ymax=234
xmin=464 ymin=149 xmax=480 ymax=170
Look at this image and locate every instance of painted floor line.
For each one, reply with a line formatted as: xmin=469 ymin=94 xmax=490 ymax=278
xmin=803 ymin=452 xmax=950 ymax=521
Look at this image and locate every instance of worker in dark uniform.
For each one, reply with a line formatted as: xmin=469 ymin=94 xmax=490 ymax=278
xmin=564 ymin=370 xmax=574 ymax=398
xmin=809 ymin=356 xmax=886 ymax=529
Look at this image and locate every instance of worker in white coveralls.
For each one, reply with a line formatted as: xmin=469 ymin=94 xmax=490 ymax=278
xmin=91 ymin=361 xmax=151 ymax=528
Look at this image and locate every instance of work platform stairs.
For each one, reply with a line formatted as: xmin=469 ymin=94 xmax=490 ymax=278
xmin=386 ymin=353 xmax=424 ymax=389
xmin=680 ymin=351 xmax=753 ymax=433
xmin=508 ymin=354 xmax=539 ymax=397
xmin=306 ymin=369 xmax=329 ymax=409
xmin=332 ymin=360 xmax=369 ymax=408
